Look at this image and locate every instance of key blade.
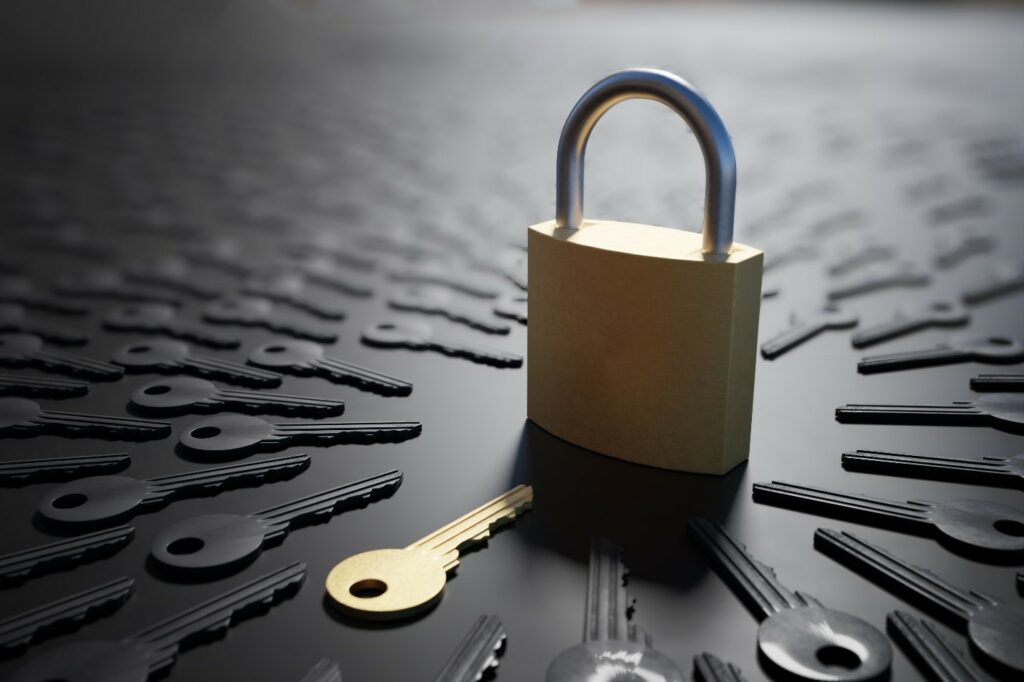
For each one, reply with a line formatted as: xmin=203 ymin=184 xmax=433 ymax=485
xmin=301 ymin=658 xmax=343 ymax=682
xmin=887 ymin=611 xmax=983 ymax=682
xmin=34 ymin=350 xmax=124 ymax=381
xmin=275 ymin=420 xmax=422 ymax=445
xmin=760 ymin=321 xmax=824 ymax=359
xmin=0 ymin=526 xmax=134 ymax=586
xmin=430 ymin=336 xmax=523 ymax=368
xmin=0 ymin=373 xmax=89 ymax=398
xmin=40 ymin=409 xmax=171 ymax=440
xmin=316 ymin=357 xmax=413 ymax=396
xmin=431 ymin=614 xmax=506 ymax=682
xmin=841 ymin=449 xmax=1019 ymax=489
xmin=753 ymin=481 xmax=933 ymax=528
xmin=835 ymin=402 xmax=986 ymax=427
xmin=851 ymin=315 xmax=928 ymax=348
xmin=185 ymin=355 xmax=284 ymax=387
xmin=971 ymin=373 xmax=1024 ymax=391
xmin=858 ymin=346 xmax=970 ymax=374
xmin=693 ymin=652 xmax=749 ymax=682
xmin=215 ymin=388 xmax=345 ymax=418
xmin=0 ymin=453 xmax=131 ymax=485
xmin=149 ymin=454 xmax=311 ymax=500
xmin=584 ymin=537 xmax=634 ymax=643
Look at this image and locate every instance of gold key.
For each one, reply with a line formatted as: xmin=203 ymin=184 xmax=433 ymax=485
xmin=325 ymin=484 xmax=532 ymax=620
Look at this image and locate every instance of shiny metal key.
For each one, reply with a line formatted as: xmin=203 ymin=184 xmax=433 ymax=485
xmin=754 ymin=481 xmax=1024 ymax=557
xmin=39 ymin=454 xmax=309 ymax=525
xmin=687 ymin=519 xmax=891 ymax=681
xmin=248 ymin=340 xmax=412 ymax=396
xmin=389 ymin=262 xmax=502 ymax=299
xmin=494 ymin=293 xmax=527 ymax=325
xmin=0 ymin=275 xmax=88 ymax=315
xmin=0 ymin=372 xmax=88 ymax=399
xmin=389 ymin=285 xmax=510 ymax=335
xmin=112 ymin=339 xmax=282 ymax=387
xmin=53 ymin=268 xmax=183 ymax=306
xmin=0 ymin=525 xmax=134 ymax=586
xmin=858 ymin=337 xmax=1024 ymax=374
xmin=693 ymin=652 xmax=748 ymax=682
xmin=815 ymin=529 xmax=1023 ymax=674
xmin=300 ymin=658 xmax=342 ymax=682
xmin=293 ymin=255 xmax=375 ymax=298
xmin=0 ymin=334 xmax=123 ymax=381
xmin=0 ymin=398 xmax=170 ymax=441
xmin=826 ymin=262 xmax=931 ymax=301
xmin=547 ymin=537 xmax=684 ymax=682
xmin=887 ymin=611 xmax=983 ymax=682
xmin=0 ymin=304 xmax=88 ymax=345
xmin=760 ymin=306 xmax=858 ymax=359
xmin=326 ymin=484 xmax=533 ymax=620
xmin=836 ymin=393 xmax=1024 ymax=434
xmin=0 ymin=453 xmax=130 ymax=485
xmin=362 ymin=320 xmax=523 ymax=368
xmin=104 ymin=303 xmax=241 ymax=349
xmin=122 ymin=255 xmax=222 ymax=299
xmin=433 ymin=614 xmax=507 ymax=682
xmin=203 ymin=296 xmax=338 ymax=343
xmin=842 ymin=449 xmax=1024 ymax=490
xmin=0 ymin=576 xmax=133 ymax=655
xmin=242 ymin=270 xmax=347 ymax=320
xmin=961 ymin=262 xmax=1024 ymax=305
xmin=151 ymin=470 xmax=401 ymax=573
xmin=933 ymin=231 xmax=994 ymax=269
xmin=9 ymin=561 xmax=305 ymax=682
xmin=851 ymin=301 xmax=969 ymax=349
xmin=178 ymin=413 xmax=421 ymax=455
xmin=970 ymin=373 xmax=1024 ymax=391
xmin=130 ymin=376 xmax=344 ymax=417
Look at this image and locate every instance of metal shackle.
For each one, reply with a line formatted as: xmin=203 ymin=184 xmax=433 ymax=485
xmin=554 ymin=68 xmax=737 ymax=257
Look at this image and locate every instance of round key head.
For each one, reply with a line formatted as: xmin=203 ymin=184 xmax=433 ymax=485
xmin=105 ymin=303 xmax=176 ymax=326
xmin=958 ymin=336 xmax=1024 ymax=361
xmin=111 ymin=339 xmax=189 ymax=368
xmin=130 ymin=376 xmax=217 ymax=412
xmin=9 ymin=639 xmax=152 ymax=682
xmin=362 ymin=320 xmax=432 ymax=347
xmin=0 ymin=333 xmax=44 ymax=359
xmin=178 ymin=414 xmax=274 ymax=454
xmin=923 ymin=300 xmax=968 ymax=325
xmin=759 ymin=606 xmax=892 ymax=681
xmin=325 ymin=547 xmax=448 ymax=620
xmin=38 ymin=476 xmax=149 ymax=524
xmin=968 ymin=603 xmax=1024 ymax=674
xmin=0 ymin=397 xmax=42 ymax=429
xmin=930 ymin=499 xmax=1024 ymax=554
xmin=150 ymin=513 xmax=269 ymax=572
xmin=545 ymin=642 xmax=685 ymax=682
xmin=976 ymin=393 xmax=1024 ymax=430
xmin=248 ymin=340 xmax=323 ymax=369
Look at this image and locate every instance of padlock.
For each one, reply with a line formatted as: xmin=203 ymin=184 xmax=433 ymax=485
xmin=528 ymin=69 xmax=763 ymax=475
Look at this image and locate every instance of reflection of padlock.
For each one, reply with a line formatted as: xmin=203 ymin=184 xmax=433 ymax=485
xmin=528 ymin=69 xmax=763 ymax=475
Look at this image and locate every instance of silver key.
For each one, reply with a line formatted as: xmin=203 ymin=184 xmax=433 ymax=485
xmin=293 ymin=255 xmax=375 ymax=297
xmin=0 ymin=398 xmax=169 ymax=440
xmin=0 ymin=525 xmax=134 ymax=586
xmin=123 ymin=255 xmax=222 ymax=299
xmin=363 ymin=320 xmax=523 ymax=368
xmin=203 ymin=296 xmax=338 ymax=343
xmin=858 ymin=336 xmax=1024 ymax=374
xmin=112 ymin=338 xmax=283 ymax=387
xmin=0 ymin=373 xmax=88 ymax=399
xmin=0 ymin=275 xmax=88 ymax=315
xmin=248 ymin=340 xmax=412 ymax=396
xmin=851 ymin=300 xmax=969 ymax=348
xmin=434 ymin=614 xmax=507 ymax=682
xmin=389 ymin=285 xmax=510 ymax=335
xmin=0 ymin=453 xmax=130 ymax=485
xmin=130 ymin=376 xmax=344 ymax=417
xmin=242 ymin=270 xmax=348 ymax=320
xmin=826 ymin=261 xmax=930 ymax=301
xmin=842 ymin=449 xmax=1024 ymax=490
xmin=0 ymin=304 xmax=88 ymax=345
xmin=104 ymin=303 xmax=241 ymax=349
xmin=760 ymin=305 xmax=858 ymax=359
xmin=887 ymin=611 xmax=983 ymax=682
xmin=961 ymin=262 xmax=1024 ymax=304
xmin=693 ymin=653 xmax=748 ymax=682
xmin=0 ymin=334 xmax=122 ymax=381
xmin=53 ymin=267 xmax=183 ymax=306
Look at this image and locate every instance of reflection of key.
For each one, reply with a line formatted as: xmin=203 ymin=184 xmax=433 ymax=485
xmin=112 ymin=339 xmax=282 ymax=387
xmin=389 ymin=285 xmax=510 ymax=335
xmin=122 ymin=255 xmax=221 ymax=299
xmin=816 ymin=529 xmax=1024 ymax=674
xmin=693 ymin=652 xmax=747 ymax=682
xmin=826 ymin=262 xmax=930 ymax=301
xmin=0 ymin=525 xmax=134 ymax=586
xmin=301 ymin=658 xmax=342 ymax=682
xmin=242 ymin=271 xmax=347 ymax=320
xmin=248 ymin=340 xmax=411 ymax=396
xmin=363 ymin=320 xmax=523 ymax=368
xmin=151 ymin=469 xmax=401 ymax=573
xmin=760 ymin=305 xmax=858 ymax=359
xmin=961 ymin=262 xmax=1024 ymax=305
xmin=0 ymin=304 xmax=88 ymax=345
xmin=294 ymin=255 xmax=375 ymax=298
xmin=0 ymin=275 xmax=87 ymax=315
xmin=687 ymin=519 xmax=891 ymax=681
xmin=886 ymin=611 xmax=983 ymax=682
xmin=9 ymin=562 xmax=305 ymax=682
xmin=53 ymin=268 xmax=183 ymax=306
xmin=546 ymin=537 xmax=684 ymax=682
xmin=389 ymin=262 xmax=502 ymax=299
xmin=494 ymin=293 xmax=527 ymax=325
xmin=39 ymin=454 xmax=309 ymax=525
xmin=971 ymin=373 xmax=1024 ymax=391
xmin=326 ymin=484 xmax=533 ymax=620
xmin=754 ymin=481 xmax=1024 ymax=557
xmin=837 ymin=393 xmax=1024 ymax=434
xmin=104 ymin=303 xmax=241 ymax=349
xmin=0 ymin=373 xmax=88 ymax=399
xmin=203 ymin=296 xmax=338 ymax=343
xmin=851 ymin=301 xmax=969 ymax=349
xmin=433 ymin=614 xmax=507 ymax=682
xmin=842 ymin=449 xmax=1024 ymax=490
xmin=179 ymin=413 xmax=422 ymax=455
xmin=0 ymin=334 xmax=122 ymax=381
xmin=0 ymin=453 xmax=130 ymax=486
xmin=858 ymin=337 xmax=1024 ymax=374
xmin=0 ymin=398 xmax=170 ymax=441
xmin=0 ymin=576 xmax=133 ymax=655
xmin=130 ymin=376 xmax=344 ymax=417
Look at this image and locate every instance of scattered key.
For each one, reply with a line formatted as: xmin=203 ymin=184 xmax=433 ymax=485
xmin=248 ymin=340 xmax=412 ymax=396
xmin=760 ymin=305 xmax=858 ymax=359
xmin=0 ymin=525 xmax=134 ymax=586
xmin=151 ymin=469 xmax=401 ymax=573
xmin=815 ymin=528 xmax=1023 ymax=674
xmin=122 ymin=255 xmax=222 ymax=299
xmin=389 ymin=285 xmax=510 ymax=335
xmin=203 ymin=296 xmax=338 ymax=343
xmin=693 ymin=653 xmax=748 ymax=682
xmin=104 ymin=303 xmax=241 ymax=349
xmin=0 ymin=275 xmax=88 ymax=315
xmin=242 ymin=270 xmax=347 ymax=320
xmin=434 ymin=614 xmax=507 ymax=682
xmin=0 ymin=453 xmax=130 ymax=486
xmin=826 ymin=240 xmax=897 ymax=277
xmin=363 ymin=320 xmax=523 ymax=368
xmin=39 ymin=454 xmax=309 ymax=525
xmin=389 ymin=262 xmax=502 ymax=299
xmin=836 ymin=393 xmax=1024 ymax=434
xmin=53 ymin=268 xmax=183 ymax=306
xmin=287 ymin=234 xmax=378 ymax=272
xmin=293 ymin=255 xmax=375 ymax=298
xmin=0 ymin=398 xmax=169 ymax=441
xmin=0 ymin=334 xmax=122 ymax=381
xmin=933 ymin=230 xmax=994 ymax=269
xmin=112 ymin=339 xmax=282 ymax=387
xmin=130 ymin=376 xmax=344 ymax=418
xmin=0 ymin=373 xmax=88 ymax=399
xmin=961 ymin=262 xmax=1024 ymax=305
xmin=0 ymin=576 xmax=133 ymax=656
xmin=841 ymin=449 xmax=1024 ymax=490
xmin=494 ymin=293 xmax=527 ymax=325
xmin=8 ymin=561 xmax=305 ymax=682
xmin=0 ymin=304 xmax=88 ymax=345
xmin=971 ymin=373 xmax=1024 ymax=391
xmin=826 ymin=262 xmax=930 ymax=301
xmin=687 ymin=519 xmax=892 ymax=681
xmin=547 ymin=537 xmax=684 ymax=682
xmin=887 ymin=611 xmax=984 ymax=682
xmin=858 ymin=336 xmax=1024 ymax=374
xmin=754 ymin=481 xmax=1024 ymax=557
xmin=326 ymin=484 xmax=533 ymax=620
xmin=301 ymin=658 xmax=342 ymax=682
xmin=851 ymin=301 xmax=969 ymax=349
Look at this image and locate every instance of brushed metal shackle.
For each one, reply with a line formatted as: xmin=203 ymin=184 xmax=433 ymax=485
xmin=554 ymin=68 xmax=737 ymax=257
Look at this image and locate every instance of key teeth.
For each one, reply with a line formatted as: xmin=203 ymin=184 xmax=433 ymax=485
xmin=887 ymin=610 xmax=981 ymax=682
xmin=694 ymin=652 xmax=748 ymax=682
xmin=0 ymin=526 xmax=134 ymax=586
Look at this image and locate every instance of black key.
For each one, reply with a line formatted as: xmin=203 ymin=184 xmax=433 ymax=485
xmin=0 ymin=398 xmax=169 ymax=441
xmin=842 ymin=449 xmax=1024 ymax=490
xmin=0 ymin=304 xmax=88 ymax=345
xmin=0 ymin=334 xmax=123 ymax=381
xmin=835 ymin=393 xmax=1024 ymax=434
xmin=362 ymin=320 xmax=523 ymax=368
xmin=248 ymin=340 xmax=411 ymax=396
xmin=388 ymin=262 xmax=502 ymax=299
xmin=961 ymin=262 xmax=1024 ymax=305
xmin=0 ymin=453 xmax=130 ymax=486
xmin=112 ymin=339 xmax=282 ymax=387
xmin=687 ymin=519 xmax=892 ymax=680
xmin=389 ymin=285 xmax=510 ymax=335
xmin=815 ymin=529 xmax=1023 ymax=674
xmin=150 ymin=470 xmax=401 ymax=573
xmin=851 ymin=301 xmax=969 ymax=349
xmin=8 ymin=562 xmax=305 ymax=682
xmin=38 ymin=454 xmax=309 ymax=525
xmin=970 ymin=373 xmax=1024 ymax=391
xmin=294 ymin=255 xmax=375 ymax=298
xmin=300 ymin=658 xmax=342 ymax=682
xmin=0 ymin=373 xmax=88 ymax=399
xmin=242 ymin=271 xmax=347 ymax=320
xmin=826 ymin=262 xmax=930 ymax=301
xmin=203 ymin=296 xmax=338 ymax=343
xmin=754 ymin=481 xmax=1024 ymax=557
xmin=104 ymin=303 xmax=241 ymax=349
xmin=0 ymin=275 xmax=88 ymax=316
xmin=760 ymin=305 xmax=858 ymax=359
xmin=858 ymin=337 xmax=1024 ymax=374
xmin=494 ymin=293 xmax=527 ymax=325
xmin=0 ymin=576 xmax=133 ymax=656
xmin=693 ymin=653 xmax=748 ymax=682
xmin=178 ymin=414 xmax=421 ymax=456
xmin=887 ymin=611 xmax=983 ymax=682
xmin=0 ymin=525 xmax=134 ymax=586
xmin=130 ymin=376 xmax=344 ymax=417
xmin=122 ymin=255 xmax=222 ymax=299
xmin=433 ymin=614 xmax=507 ymax=682
xmin=53 ymin=268 xmax=184 ymax=306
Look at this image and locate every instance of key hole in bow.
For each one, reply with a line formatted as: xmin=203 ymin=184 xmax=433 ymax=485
xmin=993 ymin=519 xmax=1024 ymax=537
xmin=349 ymin=579 xmax=388 ymax=599
xmin=166 ymin=537 xmax=205 ymax=555
xmin=815 ymin=645 xmax=861 ymax=670
xmin=127 ymin=345 xmax=151 ymax=354
xmin=190 ymin=426 xmax=221 ymax=439
xmin=143 ymin=384 xmax=171 ymax=395
xmin=265 ymin=346 xmax=286 ymax=353
xmin=52 ymin=493 xmax=88 ymax=509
